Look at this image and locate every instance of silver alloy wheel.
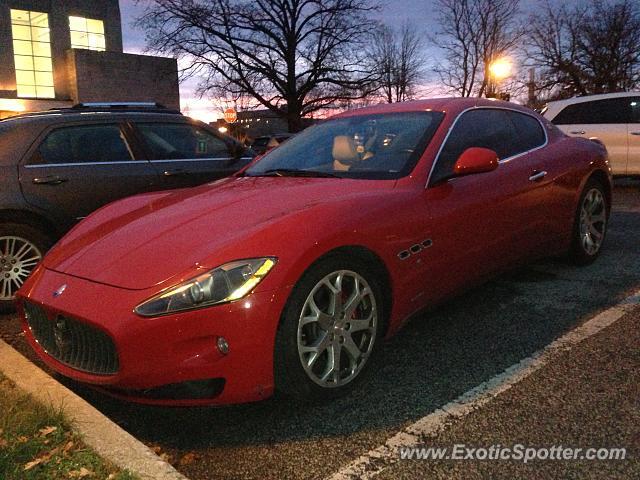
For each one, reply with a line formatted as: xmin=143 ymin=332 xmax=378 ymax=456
xmin=297 ymin=270 xmax=377 ymax=388
xmin=579 ymin=188 xmax=606 ymax=256
xmin=0 ymin=236 xmax=42 ymax=301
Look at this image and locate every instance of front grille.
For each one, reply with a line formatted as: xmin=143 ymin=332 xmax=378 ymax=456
xmin=24 ymin=302 xmax=119 ymax=375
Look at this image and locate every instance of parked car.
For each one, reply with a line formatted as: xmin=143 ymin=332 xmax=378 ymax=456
xmin=542 ymin=92 xmax=640 ymax=176
xmin=250 ymin=133 xmax=292 ymax=154
xmin=18 ymin=98 xmax=611 ymax=406
xmin=0 ymin=102 xmax=254 ymax=312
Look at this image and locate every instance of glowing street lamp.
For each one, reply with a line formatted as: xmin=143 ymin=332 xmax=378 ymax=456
xmin=487 ymin=57 xmax=512 ymax=99
xmin=489 ymin=58 xmax=512 ymax=80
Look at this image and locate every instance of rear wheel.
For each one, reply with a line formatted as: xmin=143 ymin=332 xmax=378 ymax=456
xmin=568 ymin=179 xmax=608 ymax=265
xmin=0 ymin=224 xmax=51 ymax=314
xmin=274 ymin=256 xmax=383 ymax=400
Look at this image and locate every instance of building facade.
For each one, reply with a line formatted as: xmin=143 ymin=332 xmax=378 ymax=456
xmin=0 ymin=0 xmax=179 ymax=118
xmin=235 ymin=109 xmax=290 ymax=138
xmin=221 ymin=109 xmax=316 ymax=141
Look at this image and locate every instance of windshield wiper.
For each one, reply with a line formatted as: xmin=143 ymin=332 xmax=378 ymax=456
xmin=253 ymin=169 xmax=341 ymax=178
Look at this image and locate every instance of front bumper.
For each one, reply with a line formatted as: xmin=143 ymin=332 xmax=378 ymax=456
xmin=17 ymin=266 xmax=290 ymax=406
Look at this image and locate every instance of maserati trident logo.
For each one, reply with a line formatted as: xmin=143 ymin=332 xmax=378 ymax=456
xmin=54 ymin=316 xmax=71 ymax=356
xmin=53 ymin=284 xmax=67 ymax=298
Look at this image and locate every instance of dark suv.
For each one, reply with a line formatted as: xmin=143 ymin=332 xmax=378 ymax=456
xmin=0 ymin=102 xmax=254 ymax=312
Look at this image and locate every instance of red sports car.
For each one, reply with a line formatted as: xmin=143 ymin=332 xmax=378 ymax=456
xmin=17 ymin=98 xmax=612 ymax=406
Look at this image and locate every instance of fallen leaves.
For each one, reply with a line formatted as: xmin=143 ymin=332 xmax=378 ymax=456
xmin=23 ymin=456 xmax=47 ymax=471
xmin=38 ymin=425 xmax=58 ymax=437
xmin=63 ymin=439 xmax=76 ymax=454
xmin=1 ymin=380 xmax=122 ymax=478
xmin=18 ymin=426 xmax=63 ymax=469
xmin=150 ymin=443 xmax=175 ymax=465
xmin=179 ymin=452 xmax=200 ymax=466
xmin=24 ymin=447 xmax=58 ymax=470
xmin=69 ymin=467 xmax=93 ymax=478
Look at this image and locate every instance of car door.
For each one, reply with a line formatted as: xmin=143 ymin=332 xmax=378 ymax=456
xmin=628 ymin=97 xmax=640 ymax=175
xmin=504 ymin=110 xmax=558 ymax=240
xmin=552 ymin=98 xmax=630 ymax=175
xmin=421 ymin=108 xmax=548 ymax=301
xmin=133 ymin=121 xmax=247 ymax=189
xmin=19 ymin=121 xmax=160 ymax=226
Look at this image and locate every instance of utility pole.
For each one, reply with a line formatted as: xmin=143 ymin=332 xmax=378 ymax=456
xmin=527 ymin=68 xmax=537 ymax=107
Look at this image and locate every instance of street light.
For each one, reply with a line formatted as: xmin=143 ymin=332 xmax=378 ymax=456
xmin=489 ymin=58 xmax=512 ymax=80
xmin=487 ymin=57 xmax=512 ymax=100
xmin=218 ymin=126 xmax=228 ymax=133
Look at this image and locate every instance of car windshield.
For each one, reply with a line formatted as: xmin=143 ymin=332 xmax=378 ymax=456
xmin=246 ymin=111 xmax=444 ymax=180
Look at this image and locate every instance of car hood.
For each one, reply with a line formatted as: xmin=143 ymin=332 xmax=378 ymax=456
xmin=44 ymin=176 xmax=392 ymax=290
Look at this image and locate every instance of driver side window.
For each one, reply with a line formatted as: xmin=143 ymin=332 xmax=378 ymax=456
xmin=431 ymin=109 xmax=518 ymax=184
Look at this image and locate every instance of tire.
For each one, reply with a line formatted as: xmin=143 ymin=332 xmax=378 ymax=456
xmin=0 ymin=223 xmax=52 ymax=314
xmin=274 ymin=255 xmax=384 ymax=401
xmin=568 ymin=179 xmax=608 ymax=265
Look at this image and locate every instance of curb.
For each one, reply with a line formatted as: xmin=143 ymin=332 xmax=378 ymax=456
xmin=0 ymin=339 xmax=188 ymax=480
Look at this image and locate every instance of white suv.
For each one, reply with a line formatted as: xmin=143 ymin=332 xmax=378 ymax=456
xmin=543 ymin=92 xmax=640 ymax=176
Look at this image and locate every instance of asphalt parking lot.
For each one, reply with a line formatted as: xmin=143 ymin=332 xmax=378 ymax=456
xmin=1 ymin=180 xmax=639 ymax=480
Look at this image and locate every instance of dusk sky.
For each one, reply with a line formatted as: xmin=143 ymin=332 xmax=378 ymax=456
xmin=118 ymin=0 xmax=439 ymax=122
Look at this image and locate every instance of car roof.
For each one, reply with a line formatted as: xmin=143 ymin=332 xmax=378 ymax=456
xmin=0 ymin=110 xmax=207 ymax=131
xmin=542 ymin=91 xmax=640 ymax=120
xmin=332 ymin=97 xmax=536 ymax=119
xmin=0 ymin=108 xmax=244 ymax=165
xmin=545 ymin=91 xmax=640 ymax=108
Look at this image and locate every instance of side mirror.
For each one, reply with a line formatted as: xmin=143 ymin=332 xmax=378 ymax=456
xmin=453 ymin=147 xmax=499 ymax=177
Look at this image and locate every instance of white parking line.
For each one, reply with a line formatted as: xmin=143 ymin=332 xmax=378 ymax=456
xmin=327 ymin=288 xmax=640 ymax=480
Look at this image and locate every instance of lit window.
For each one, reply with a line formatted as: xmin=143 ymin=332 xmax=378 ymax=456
xmin=69 ymin=16 xmax=105 ymax=51
xmin=11 ymin=9 xmax=54 ymax=99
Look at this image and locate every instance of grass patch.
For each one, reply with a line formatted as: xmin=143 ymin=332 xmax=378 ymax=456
xmin=0 ymin=373 xmax=138 ymax=480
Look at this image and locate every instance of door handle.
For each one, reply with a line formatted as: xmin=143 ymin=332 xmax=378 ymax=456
xmin=570 ymin=130 xmax=586 ymax=135
xmin=630 ymin=131 xmax=640 ymax=136
xmin=32 ymin=175 xmax=68 ymax=185
xmin=529 ymin=170 xmax=547 ymax=182
xmin=163 ymin=169 xmax=189 ymax=177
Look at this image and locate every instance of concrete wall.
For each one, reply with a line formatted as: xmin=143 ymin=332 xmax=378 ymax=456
xmin=68 ymin=49 xmax=180 ymax=111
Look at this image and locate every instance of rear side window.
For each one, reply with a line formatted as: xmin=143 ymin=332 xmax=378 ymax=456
xmin=137 ymin=123 xmax=230 ymax=160
xmin=507 ymin=111 xmax=546 ymax=151
xmin=432 ymin=109 xmax=519 ymax=183
xmin=35 ymin=124 xmax=133 ymax=164
xmin=552 ymin=98 xmax=632 ymax=125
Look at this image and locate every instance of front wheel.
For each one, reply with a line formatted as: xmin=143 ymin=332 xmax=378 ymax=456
xmin=0 ymin=224 xmax=51 ymax=314
xmin=568 ymin=179 xmax=608 ymax=265
xmin=274 ymin=256 xmax=383 ymax=400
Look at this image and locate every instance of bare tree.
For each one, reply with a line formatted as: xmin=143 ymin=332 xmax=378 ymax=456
xmin=432 ymin=0 xmax=522 ymax=97
xmin=136 ymin=0 xmax=379 ymax=132
xmin=369 ymin=23 xmax=425 ymax=103
xmin=527 ymin=0 xmax=640 ymax=98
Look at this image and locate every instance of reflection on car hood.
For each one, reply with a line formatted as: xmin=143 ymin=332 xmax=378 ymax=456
xmin=43 ymin=176 xmax=387 ymax=290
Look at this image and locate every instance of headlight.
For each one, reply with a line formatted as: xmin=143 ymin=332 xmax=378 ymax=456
xmin=135 ymin=257 xmax=276 ymax=317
